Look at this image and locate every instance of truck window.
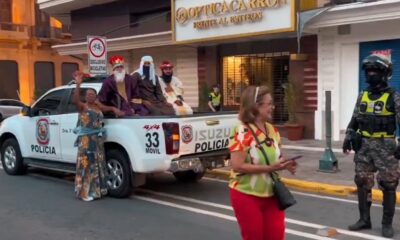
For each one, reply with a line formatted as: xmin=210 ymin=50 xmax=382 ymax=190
xmin=33 ymin=89 xmax=66 ymax=116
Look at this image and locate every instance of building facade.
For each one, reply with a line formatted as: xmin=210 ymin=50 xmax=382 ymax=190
xmin=0 ymin=0 xmax=83 ymax=104
xmin=303 ymin=0 xmax=400 ymax=140
xmin=39 ymin=0 xmax=325 ymax=138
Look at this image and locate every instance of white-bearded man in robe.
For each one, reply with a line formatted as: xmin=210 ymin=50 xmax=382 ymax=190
xmin=98 ymin=56 xmax=148 ymax=116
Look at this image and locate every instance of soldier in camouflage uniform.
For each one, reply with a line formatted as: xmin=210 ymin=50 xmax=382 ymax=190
xmin=343 ymin=54 xmax=400 ymax=238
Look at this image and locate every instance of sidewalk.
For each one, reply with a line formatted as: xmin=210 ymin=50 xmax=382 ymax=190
xmin=208 ymin=138 xmax=400 ymax=203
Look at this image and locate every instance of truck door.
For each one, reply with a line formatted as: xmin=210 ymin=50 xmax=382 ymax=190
xmin=26 ymin=89 xmax=67 ymax=161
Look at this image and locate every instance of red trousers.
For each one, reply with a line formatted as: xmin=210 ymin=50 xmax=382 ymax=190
xmin=230 ymin=188 xmax=285 ymax=240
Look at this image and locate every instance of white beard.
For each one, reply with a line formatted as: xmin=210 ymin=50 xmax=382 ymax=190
xmin=114 ymin=70 xmax=126 ymax=83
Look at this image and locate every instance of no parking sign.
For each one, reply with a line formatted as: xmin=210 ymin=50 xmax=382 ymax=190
xmin=87 ymin=36 xmax=107 ymax=75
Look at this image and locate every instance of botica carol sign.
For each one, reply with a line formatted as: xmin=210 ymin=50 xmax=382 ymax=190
xmin=172 ymin=0 xmax=295 ymax=43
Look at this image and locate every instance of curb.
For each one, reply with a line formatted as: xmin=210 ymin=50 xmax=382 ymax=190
xmin=208 ymin=169 xmax=400 ymax=203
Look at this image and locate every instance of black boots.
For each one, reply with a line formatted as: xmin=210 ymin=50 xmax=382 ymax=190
xmin=382 ymin=190 xmax=396 ymax=238
xmin=348 ymin=188 xmax=372 ymax=231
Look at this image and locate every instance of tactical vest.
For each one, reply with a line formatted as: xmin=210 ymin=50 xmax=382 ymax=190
xmin=210 ymin=92 xmax=221 ymax=107
xmin=357 ymin=91 xmax=396 ymax=138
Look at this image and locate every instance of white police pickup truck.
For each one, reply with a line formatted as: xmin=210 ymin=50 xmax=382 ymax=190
xmin=0 ymin=80 xmax=238 ymax=198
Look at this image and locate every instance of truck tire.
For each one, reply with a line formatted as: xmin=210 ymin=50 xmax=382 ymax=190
xmin=173 ymin=170 xmax=205 ymax=183
xmin=106 ymin=149 xmax=131 ymax=198
xmin=1 ymin=138 xmax=26 ymax=175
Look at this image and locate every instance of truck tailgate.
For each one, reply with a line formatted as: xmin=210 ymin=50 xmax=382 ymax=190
xmin=178 ymin=113 xmax=239 ymax=156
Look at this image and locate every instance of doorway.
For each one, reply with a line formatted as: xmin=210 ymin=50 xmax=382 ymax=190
xmin=222 ymin=54 xmax=289 ymax=124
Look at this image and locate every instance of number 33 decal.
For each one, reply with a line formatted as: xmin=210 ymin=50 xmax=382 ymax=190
xmin=146 ymin=132 xmax=159 ymax=148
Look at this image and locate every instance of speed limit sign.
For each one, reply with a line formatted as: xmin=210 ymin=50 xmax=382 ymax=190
xmin=87 ymin=36 xmax=107 ymax=75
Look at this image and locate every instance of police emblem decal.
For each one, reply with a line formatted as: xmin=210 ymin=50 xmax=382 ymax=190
xmin=181 ymin=125 xmax=193 ymax=144
xmin=36 ymin=118 xmax=50 ymax=145
xmin=374 ymin=101 xmax=384 ymax=114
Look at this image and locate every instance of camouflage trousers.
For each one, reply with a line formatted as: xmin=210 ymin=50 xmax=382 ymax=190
xmin=354 ymin=138 xmax=400 ymax=191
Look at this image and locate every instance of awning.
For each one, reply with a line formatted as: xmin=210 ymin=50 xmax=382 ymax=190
xmin=301 ymin=0 xmax=400 ymax=32
xmin=37 ymin=0 xmax=119 ymax=24
xmin=52 ymin=31 xmax=173 ymax=55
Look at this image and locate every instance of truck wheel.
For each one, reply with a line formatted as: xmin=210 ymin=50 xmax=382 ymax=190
xmin=106 ymin=149 xmax=131 ymax=198
xmin=1 ymin=138 xmax=26 ymax=175
xmin=173 ymin=170 xmax=205 ymax=183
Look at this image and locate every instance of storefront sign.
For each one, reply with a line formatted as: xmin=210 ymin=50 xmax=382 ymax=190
xmin=172 ymin=0 xmax=295 ymax=43
xmin=87 ymin=36 xmax=107 ymax=75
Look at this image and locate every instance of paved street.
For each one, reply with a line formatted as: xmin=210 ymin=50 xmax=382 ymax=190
xmin=0 ymin=167 xmax=398 ymax=240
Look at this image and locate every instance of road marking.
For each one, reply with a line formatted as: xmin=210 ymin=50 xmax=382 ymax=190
xmin=201 ymin=177 xmax=400 ymax=210
xmin=285 ymin=229 xmax=336 ymax=240
xmin=285 ymin=219 xmax=390 ymax=240
xmin=0 ymin=165 xmax=3 ymax=169
xmin=138 ymin=189 xmax=390 ymax=240
xmin=133 ymin=195 xmax=335 ymax=240
xmin=10 ymin=171 xmax=400 ymax=212
xmin=202 ymin=176 xmax=230 ymax=183
xmin=282 ymin=145 xmax=344 ymax=153
xmin=3 ymin=170 xmax=395 ymax=239
xmin=292 ymin=191 xmax=400 ymax=210
xmin=137 ymin=189 xmax=232 ymax=210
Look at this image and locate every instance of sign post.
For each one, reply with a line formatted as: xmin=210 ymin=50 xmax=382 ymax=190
xmin=319 ymin=91 xmax=339 ymax=173
xmin=87 ymin=36 xmax=107 ymax=76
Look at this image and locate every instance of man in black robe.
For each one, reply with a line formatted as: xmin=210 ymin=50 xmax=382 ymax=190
xmin=131 ymin=56 xmax=174 ymax=115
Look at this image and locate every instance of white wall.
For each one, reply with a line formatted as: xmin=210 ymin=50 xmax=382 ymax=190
xmin=339 ymin=43 xmax=359 ymax=132
xmin=316 ymin=19 xmax=400 ymax=140
xmin=315 ymin=27 xmax=338 ymax=140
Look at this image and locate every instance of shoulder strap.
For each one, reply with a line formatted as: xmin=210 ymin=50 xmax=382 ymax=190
xmin=247 ymin=126 xmax=271 ymax=166
xmin=247 ymin=125 xmax=278 ymax=181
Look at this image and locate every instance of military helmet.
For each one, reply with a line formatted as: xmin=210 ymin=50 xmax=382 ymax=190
xmin=362 ymin=54 xmax=393 ymax=80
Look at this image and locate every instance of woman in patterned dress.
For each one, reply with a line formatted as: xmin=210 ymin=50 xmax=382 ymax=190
xmin=229 ymin=86 xmax=298 ymax=240
xmin=72 ymin=71 xmax=124 ymax=201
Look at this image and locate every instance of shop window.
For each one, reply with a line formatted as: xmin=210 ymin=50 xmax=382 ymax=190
xmin=0 ymin=60 xmax=19 ymax=99
xmin=34 ymin=62 xmax=55 ymax=100
xmin=222 ymin=54 xmax=289 ymax=124
xmin=0 ymin=0 xmax=11 ymax=23
xmin=62 ymin=62 xmax=79 ymax=85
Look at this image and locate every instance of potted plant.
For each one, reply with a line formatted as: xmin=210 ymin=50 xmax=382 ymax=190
xmin=283 ymin=79 xmax=304 ymax=141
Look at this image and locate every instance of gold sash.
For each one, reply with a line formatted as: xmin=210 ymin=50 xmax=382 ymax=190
xmin=116 ymin=81 xmax=128 ymax=102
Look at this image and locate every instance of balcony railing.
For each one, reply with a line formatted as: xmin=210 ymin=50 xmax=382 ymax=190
xmin=33 ymin=25 xmax=71 ymax=41
xmin=0 ymin=22 xmax=30 ymax=40
xmin=0 ymin=22 xmax=71 ymax=42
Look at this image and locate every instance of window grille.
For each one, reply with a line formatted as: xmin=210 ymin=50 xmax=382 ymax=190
xmin=222 ymin=54 xmax=290 ymax=124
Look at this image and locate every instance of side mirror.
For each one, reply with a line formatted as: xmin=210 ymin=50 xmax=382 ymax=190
xmin=20 ymin=105 xmax=32 ymax=117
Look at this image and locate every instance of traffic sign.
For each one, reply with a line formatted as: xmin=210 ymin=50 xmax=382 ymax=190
xmin=87 ymin=36 xmax=107 ymax=75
